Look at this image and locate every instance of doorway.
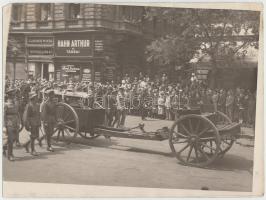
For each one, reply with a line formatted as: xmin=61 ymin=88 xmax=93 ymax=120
xmin=42 ymin=63 xmax=49 ymax=80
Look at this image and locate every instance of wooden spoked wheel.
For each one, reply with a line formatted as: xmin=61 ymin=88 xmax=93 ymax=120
xmin=214 ymin=111 xmax=235 ymax=156
xmin=54 ymin=102 xmax=79 ymax=143
xmin=79 ymin=131 xmax=100 ymax=139
xmin=169 ymin=114 xmax=221 ymax=167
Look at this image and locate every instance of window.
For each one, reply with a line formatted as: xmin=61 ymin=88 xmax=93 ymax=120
xmin=69 ymin=4 xmax=80 ymax=19
xmin=40 ymin=4 xmax=51 ymax=21
xmin=12 ymin=4 xmax=22 ymax=22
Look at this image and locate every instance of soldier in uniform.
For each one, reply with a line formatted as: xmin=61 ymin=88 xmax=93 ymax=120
xmin=3 ymin=88 xmax=20 ymax=161
xmin=41 ymin=90 xmax=56 ymax=151
xmin=116 ymin=87 xmax=127 ymax=128
xmin=23 ymin=92 xmax=41 ymax=156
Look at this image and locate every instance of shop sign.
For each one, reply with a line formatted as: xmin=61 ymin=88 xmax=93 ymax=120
xmin=55 ymin=35 xmax=92 ymax=56
xmin=28 ymin=48 xmax=53 ymax=56
xmin=82 ymin=68 xmax=91 ymax=82
xmin=27 ymin=37 xmax=54 ymax=45
xmin=62 ymin=65 xmax=80 ymax=73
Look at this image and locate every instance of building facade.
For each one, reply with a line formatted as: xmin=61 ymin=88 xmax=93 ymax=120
xmin=7 ymin=3 xmax=164 ymax=82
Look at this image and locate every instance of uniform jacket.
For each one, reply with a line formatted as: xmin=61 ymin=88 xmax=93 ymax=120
xmin=42 ymin=99 xmax=56 ymax=125
xmin=25 ymin=102 xmax=41 ymax=127
xmin=4 ymin=101 xmax=20 ymax=129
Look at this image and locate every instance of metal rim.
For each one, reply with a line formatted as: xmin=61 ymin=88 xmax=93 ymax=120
xmin=169 ymin=114 xmax=221 ymax=167
xmin=54 ymin=102 xmax=79 ymax=143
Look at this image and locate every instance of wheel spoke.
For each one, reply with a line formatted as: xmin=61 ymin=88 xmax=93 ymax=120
xmin=63 ymin=112 xmax=72 ymax=122
xmin=178 ymin=143 xmax=190 ymax=154
xmin=180 ymin=123 xmax=192 ymax=136
xmin=63 ymin=125 xmax=76 ymax=132
xmin=172 ymin=138 xmax=189 ymax=144
xmin=53 ymin=128 xmax=59 ymax=134
xmin=198 ymin=126 xmax=211 ymax=136
xmin=201 ymin=143 xmax=216 ymax=151
xmin=173 ymin=131 xmax=188 ymax=138
xmin=188 ymin=119 xmax=193 ymax=134
xmin=200 ymin=137 xmax=216 ymax=141
xmin=198 ymin=147 xmax=210 ymax=161
xmin=194 ymin=119 xmax=201 ymax=134
xmin=62 ymin=120 xmax=75 ymax=125
xmin=186 ymin=145 xmax=193 ymax=162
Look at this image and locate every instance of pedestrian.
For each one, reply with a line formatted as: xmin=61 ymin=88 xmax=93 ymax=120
xmin=116 ymin=87 xmax=127 ymax=128
xmin=23 ymin=92 xmax=41 ymax=156
xmin=157 ymin=91 xmax=165 ymax=119
xmin=3 ymin=88 xmax=20 ymax=161
xmin=41 ymin=90 xmax=56 ymax=152
xmin=226 ymin=90 xmax=234 ymax=121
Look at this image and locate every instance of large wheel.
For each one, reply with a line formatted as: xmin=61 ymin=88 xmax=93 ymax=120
xmin=53 ymin=102 xmax=79 ymax=144
xmin=169 ymin=114 xmax=221 ymax=167
xmin=214 ymin=111 xmax=235 ymax=156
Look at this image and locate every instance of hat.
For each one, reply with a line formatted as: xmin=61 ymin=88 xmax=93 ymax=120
xmin=29 ymin=91 xmax=37 ymax=100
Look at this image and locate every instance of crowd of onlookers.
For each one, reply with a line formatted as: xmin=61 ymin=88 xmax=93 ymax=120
xmin=5 ymin=72 xmax=257 ymax=129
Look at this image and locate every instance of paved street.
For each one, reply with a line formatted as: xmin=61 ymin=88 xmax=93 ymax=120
xmin=3 ymin=115 xmax=254 ymax=192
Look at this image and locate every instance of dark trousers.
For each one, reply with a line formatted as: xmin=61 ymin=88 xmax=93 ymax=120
xmin=43 ymin=124 xmax=54 ymax=148
xmin=4 ymin=128 xmax=16 ymax=157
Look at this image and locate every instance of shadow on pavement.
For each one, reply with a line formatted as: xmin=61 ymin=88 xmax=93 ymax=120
xmin=116 ymin=145 xmax=173 ymax=157
xmin=206 ymin=154 xmax=254 ymax=173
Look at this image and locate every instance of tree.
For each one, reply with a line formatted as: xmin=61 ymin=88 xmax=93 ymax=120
xmin=144 ymin=7 xmax=260 ymax=87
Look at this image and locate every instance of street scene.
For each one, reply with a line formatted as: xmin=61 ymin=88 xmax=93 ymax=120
xmin=3 ymin=3 xmax=260 ymax=195
xmin=4 ymin=115 xmax=254 ymax=192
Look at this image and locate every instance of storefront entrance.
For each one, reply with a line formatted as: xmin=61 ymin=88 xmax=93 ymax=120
xmin=42 ymin=63 xmax=49 ymax=80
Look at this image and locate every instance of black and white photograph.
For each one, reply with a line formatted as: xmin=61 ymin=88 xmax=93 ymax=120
xmin=2 ymin=2 xmax=263 ymax=197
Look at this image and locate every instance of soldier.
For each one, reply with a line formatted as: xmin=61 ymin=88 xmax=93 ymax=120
xmin=3 ymin=88 xmax=20 ymax=161
xmin=116 ymin=87 xmax=127 ymax=128
xmin=23 ymin=92 xmax=41 ymax=156
xmin=41 ymin=90 xmax=56 ymax=152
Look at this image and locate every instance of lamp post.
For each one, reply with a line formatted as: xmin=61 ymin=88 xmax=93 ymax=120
xmin=11 ymin=46 xmax=19 ymax=88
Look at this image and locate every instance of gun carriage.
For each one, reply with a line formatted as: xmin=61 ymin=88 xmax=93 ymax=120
xmin=41 ymin=89 xmax=241 ymax=167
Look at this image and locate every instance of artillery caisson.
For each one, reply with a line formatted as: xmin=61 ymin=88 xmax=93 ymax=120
xmin=46 ymin=90 xmax=241 ymax=167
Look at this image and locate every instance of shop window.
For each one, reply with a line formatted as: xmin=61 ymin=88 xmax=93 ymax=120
xmin=68 ymin=3 xmax=81 ymax=19
xmin=12 ymin=4 xmax=22 ymax=22
xmin=40 ymin=4 xmax=51 ymax=21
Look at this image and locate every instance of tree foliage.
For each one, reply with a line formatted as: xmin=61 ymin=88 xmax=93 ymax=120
xmin=145 ymin=7 xmax=260 ymax=69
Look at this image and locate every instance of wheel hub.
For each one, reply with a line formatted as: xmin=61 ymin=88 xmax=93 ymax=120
xmin=57 ymin=119 xmax=64 ymax=130
xmin=189 ymin=135 xmax=199 ymax=144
